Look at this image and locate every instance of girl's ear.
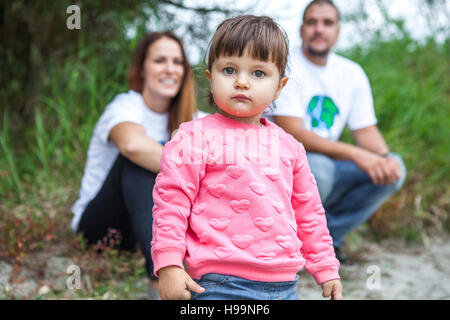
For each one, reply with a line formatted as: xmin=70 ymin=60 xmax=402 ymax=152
xmin=205 ymin=69 xmax=214 ymax=94
xmin=274 ymin=76 xmax=289 ymax=100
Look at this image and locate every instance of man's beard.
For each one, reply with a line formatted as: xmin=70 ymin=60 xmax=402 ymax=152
xmin=305 ymin=45 xmax=330 ymax=57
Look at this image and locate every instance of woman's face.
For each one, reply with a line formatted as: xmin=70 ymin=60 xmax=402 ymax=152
xmin=142 ymin=37 xmax=185 ymax=101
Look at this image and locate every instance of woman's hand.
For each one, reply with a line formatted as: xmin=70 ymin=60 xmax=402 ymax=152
xmin=321 ymin=279 xmax=343 ymax=300
xmin=157 ymin=266 xmax=205 ymax=300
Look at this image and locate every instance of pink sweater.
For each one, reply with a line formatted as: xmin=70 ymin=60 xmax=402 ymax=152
xmin=151 ymin=113 xmax=340 ymax=284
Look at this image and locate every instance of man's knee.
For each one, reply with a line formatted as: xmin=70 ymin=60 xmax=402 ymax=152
xmin=306 ymin=153 xmax=335 ymax=202
xmin=389 ymin=152 xmax=407 ymax=191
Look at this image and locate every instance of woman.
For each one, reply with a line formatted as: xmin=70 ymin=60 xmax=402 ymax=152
xmin=71 ymin=31 xmax=206 ymax=296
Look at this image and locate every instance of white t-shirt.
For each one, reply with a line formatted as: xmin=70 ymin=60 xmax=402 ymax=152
xmin=264 ymin=47 xmax=377 ymax=141
xmin=71 ymin=90 xmax=208 ymax=231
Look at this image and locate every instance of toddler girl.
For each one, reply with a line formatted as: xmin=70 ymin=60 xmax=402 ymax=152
xmin=151 ymin=15 xmax=342 ymax=300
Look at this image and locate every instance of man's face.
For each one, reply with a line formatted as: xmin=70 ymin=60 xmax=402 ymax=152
xmin=301 ymin=3 xmax=340 ymax=57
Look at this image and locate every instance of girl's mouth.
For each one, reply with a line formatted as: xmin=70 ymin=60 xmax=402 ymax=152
xmin=232 ymin=94 xmax=250 ymax=101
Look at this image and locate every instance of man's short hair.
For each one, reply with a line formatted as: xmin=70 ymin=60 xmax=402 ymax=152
xmin=302 ymin=0 xmax=340 ymax=22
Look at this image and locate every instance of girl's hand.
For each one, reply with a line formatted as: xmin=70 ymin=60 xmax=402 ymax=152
xmin=321 ymin=279 xmax=343 ymax=300
xmin=157 ymin=266 xmax=205 ymax=300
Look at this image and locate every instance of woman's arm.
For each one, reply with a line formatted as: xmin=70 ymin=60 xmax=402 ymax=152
xmin=109 ymin=122 xmax=163 ymax=173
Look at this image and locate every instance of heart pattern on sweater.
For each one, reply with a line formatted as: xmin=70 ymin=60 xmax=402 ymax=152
xmin=231 ymin=235 xmax=253 ymax=249
xmin=256 ymin=252 xmax=276 ymax=260
xmin=207 ymin=184 xmax=226 ymax=198
xmin=180 ymin=179 xmax=196 ymax=197
xmin=301 ymin=220 xmax=319 ymax=234
xmin=285 ymin=188 xmax=292 ymax=199
xmin=199 ymin=232 xmax=210 ymax=244
xmin=313 ymin=204 xmax=325 ymax=215
xmin=296 ymin=160 xmax=306 ymax=171
xmin=321 ymin=235 xmax=333 ymax=246
xmin=192 ymin=202 xmax=207 ymax=215
xmin=158 ymin=188 xmax=177 ymax=202
xmin=289 ymin=252 xmax=302 ymax=259
xmin=265 ymin=173 xmax=280 ymax=181
xmin=209 ymin=218 xmax=231 ymax=231
xmin=308 ymin=252 xmax=322 ymax=263
xmin=244 ymin=152 xmax=258 ymax=164
xmin=230 ymin=199 xmax=251 ymax=214
xmin=293 ymin=191 xmax=313 ymax=204
xmin=225 ymin=165 xmax=246 ymax=179
xmin=166 ymin=159 xmax=183 ymax=169
xmin=272 ymin=200 xmax=285 ymax=214
xmin=214 ymin=247 xmax=233 ymax=260
xmin=262 ymin=167 xmax=281 ymax=181
xmin=249 ymin=182 xmax=266 ymax=196
xmin=275 ymin=235 xmax=292 ymax=249
xmin=253 ymin=217 xmax=274 ymax=232
xmin=280 ymin=157 xmax=291 ymax=168
xmin=159 ymin=224 xmax=174 ymax=232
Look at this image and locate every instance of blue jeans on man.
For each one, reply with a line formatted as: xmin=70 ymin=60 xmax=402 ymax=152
xmin=306 ymin=153 xmax=406 ymax=249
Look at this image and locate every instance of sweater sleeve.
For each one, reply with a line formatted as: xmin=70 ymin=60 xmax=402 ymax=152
xmin=151 ymin=122 xmax=207 ymax=277
xmin=291 ymin=142 xmax=340 ymax=284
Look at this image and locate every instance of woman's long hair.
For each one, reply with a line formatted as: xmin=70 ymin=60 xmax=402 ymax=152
xmin=128 ymin=31 xmax=196 ymax=134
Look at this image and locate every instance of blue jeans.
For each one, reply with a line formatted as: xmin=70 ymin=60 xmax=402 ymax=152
xmin=191 ymin=273 xmax=299 ymax=300
xmin=306 ymin=152 xmax=406 ymax=247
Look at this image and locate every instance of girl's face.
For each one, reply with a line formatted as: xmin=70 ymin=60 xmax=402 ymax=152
xmin=142 ymin=37 xmax=185 ymax=102
xmin=206 ymin=50 xmax=288 ymax=125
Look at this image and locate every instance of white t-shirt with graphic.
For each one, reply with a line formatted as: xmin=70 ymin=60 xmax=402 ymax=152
xmin=71 ymin=90 xmax=208 ymax=232
xmin=264 ymin=47 xmax=377 ymax=141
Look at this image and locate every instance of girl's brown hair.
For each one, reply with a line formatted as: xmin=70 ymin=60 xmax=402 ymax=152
xmin=128 ymin=31 xmax=196 ymax=134
xmin=207 ymin=15 xmax=289 ymax=77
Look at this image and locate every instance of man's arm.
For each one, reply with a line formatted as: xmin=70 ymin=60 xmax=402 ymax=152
xmin=273 ymin=116 xmax=360 ymax=161
xmin=273 ymin=116 xmax=401 ymax=184
xmin=352 ymin=125 xmax=388 ymax=155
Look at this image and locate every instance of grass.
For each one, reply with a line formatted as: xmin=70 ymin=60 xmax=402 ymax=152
xmin=340 ymin=37 xmax=449 ymax=238
xmin=0 ymin=36 xmax=448 ymax=299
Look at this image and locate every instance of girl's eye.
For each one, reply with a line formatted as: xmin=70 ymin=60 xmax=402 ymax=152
xmin=223 ymin=67 xmax=235 ymax=75
xmin=253 ymin=70 xmax=265 ymax=78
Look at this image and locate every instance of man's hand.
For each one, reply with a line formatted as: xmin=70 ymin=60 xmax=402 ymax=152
xmin=353 ymin=148 xmax=402 ymax=185
xmin=321 ymin=279 xmax=343 ymax=300
xmin=157 ymin=266 xmax=205 ymax=300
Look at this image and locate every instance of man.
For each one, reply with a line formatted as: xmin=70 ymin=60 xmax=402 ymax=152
xmin=266 ymin=0 xmax=406 ymax=263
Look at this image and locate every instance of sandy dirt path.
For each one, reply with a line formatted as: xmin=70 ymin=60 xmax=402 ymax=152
xmin=297 ymin=235 xmax=450 ymax=300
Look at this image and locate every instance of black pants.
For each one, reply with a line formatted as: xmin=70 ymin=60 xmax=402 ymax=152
xmin=77 ymin=154 xmax=157 ymax=279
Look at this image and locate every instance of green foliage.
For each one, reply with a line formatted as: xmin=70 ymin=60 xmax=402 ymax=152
xmin=344 ymin=37 xmax=449 ymax=185
xmin=338 ymin=36 xmax=449 ymax=237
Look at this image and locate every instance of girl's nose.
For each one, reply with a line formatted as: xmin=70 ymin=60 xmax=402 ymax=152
xmin=234 ymin=74 xmax=250 ymax=89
